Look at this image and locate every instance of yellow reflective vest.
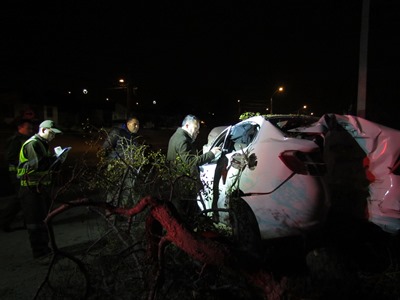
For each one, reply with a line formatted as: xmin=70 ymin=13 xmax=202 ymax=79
xmin=17 ymin=134 xmax=54 ymax=187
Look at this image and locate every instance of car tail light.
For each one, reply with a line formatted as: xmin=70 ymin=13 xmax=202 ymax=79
xmin=279 ymin=150 xmax=326 ymax=176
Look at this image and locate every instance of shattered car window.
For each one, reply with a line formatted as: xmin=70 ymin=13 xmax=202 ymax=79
xmin=267 ymin=115 xmax=319 ymax=135
xmin=230 ymin=122 xmax=259 ymax=145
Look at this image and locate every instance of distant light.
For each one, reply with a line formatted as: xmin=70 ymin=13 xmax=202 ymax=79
xmin=106 ymin=98 xmax=109 ymax=101
xmin=311 ymin=112 xmax=314 ymax=115
xmin=83 ymin=89 xmax=88 ymax=94
xmin=119 ymin=79 xmax=125 ymax=83
xmin=67 ymin=91 xmax=71 ymax=94
xmin=136 ymin=102 xmax=139 ymax=105
xmin=152 ymin=100 xmax=157 ymax=105
xmin=237 ymin=99 xmax=240 ymax=103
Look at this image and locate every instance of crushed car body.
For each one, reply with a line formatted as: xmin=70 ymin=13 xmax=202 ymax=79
xmin=198 ymin=115 xmax=330 ymax=240
xmin=292 ymin=113 xmax=400 ymax=235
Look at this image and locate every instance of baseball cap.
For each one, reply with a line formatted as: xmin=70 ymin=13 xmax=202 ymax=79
xmin=39 ymin=120 xmax=62 ymax=134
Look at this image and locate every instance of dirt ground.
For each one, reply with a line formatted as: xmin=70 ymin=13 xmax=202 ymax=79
xmin=0 ymin=196 xmax=105 ymax=300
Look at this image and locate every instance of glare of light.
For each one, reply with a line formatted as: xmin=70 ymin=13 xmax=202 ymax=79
xmin=136 ymin=102 xmax=139 ymax=105
xmin=278 ymin=87 xmax=284 ymax=92
xmin=119 ymin=79 xmax=125 ymax=83
xmin=303 ymin=105 xmax=307 ymax=109
xmin=311 ymin=112 xmax=314 ymax=115
xmin=106 ymin=98 xmax=109 ymax=101
xmin=67 ymin=91 xmax=71 ymax=94
xmin=152 ymin=100 xmax=157 ymax=105
xmin=83 ymin=89 xmax=88 ymax=94
xmin=237 ymin=99 xmax=240 ymax=103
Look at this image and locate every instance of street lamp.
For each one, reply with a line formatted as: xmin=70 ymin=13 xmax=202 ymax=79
xmin=118 ymin=79 xmax=138 ymax=117
xmin=298 ymin=105 xmax=307 ymax=114
xmin=269 ymin=86 xmax=284 ymax=114
xmin=118 ymin=79 xmax=130 ymax=116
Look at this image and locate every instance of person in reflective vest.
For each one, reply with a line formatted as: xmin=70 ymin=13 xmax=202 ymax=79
xmin=17 ymin=120 xmax=62 ymax=259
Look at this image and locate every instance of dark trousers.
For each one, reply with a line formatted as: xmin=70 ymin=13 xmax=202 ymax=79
xmin=19 ymin=186 xmax=51 ymax=258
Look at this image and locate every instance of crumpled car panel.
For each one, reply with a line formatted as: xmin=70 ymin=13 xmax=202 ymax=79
xmin=298 ymin=114 xmax=400 ymax=234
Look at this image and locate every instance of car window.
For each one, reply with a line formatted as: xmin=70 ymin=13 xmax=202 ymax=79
xmin=230 ymin=122 xmax=259 ymax=145
xmin=208 ymin=122 xmax=259 ymax=164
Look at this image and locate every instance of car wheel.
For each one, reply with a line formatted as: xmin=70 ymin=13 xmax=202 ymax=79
xmin=229 ymin=197 xmax=262 ymax=252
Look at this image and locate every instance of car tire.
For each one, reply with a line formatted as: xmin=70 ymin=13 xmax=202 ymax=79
xmin=229 ymin=197 xmax=262 ymax=252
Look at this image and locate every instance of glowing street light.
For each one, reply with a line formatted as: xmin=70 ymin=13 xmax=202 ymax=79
xmin=298 ymin=105 xmax=308 ymax=114
xmin=269 ymin=86 xmax=284 ymax=114
xmin=118 ymin=78 xmax=138 ymax=117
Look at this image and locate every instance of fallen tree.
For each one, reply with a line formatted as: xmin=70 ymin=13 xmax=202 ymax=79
xmin=42 ymin=196 xmax=286 ymax=300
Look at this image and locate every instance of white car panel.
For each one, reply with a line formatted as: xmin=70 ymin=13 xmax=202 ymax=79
xmin=199 ymin=115 xmax=329 ymax=240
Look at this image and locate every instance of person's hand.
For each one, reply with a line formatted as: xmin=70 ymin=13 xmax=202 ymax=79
xmin=211 ymin=146 xmax=221 ymax=155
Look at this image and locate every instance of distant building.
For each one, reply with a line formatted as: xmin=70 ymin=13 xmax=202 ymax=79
xmin=0 ymin=91 xmax=58 ymax=128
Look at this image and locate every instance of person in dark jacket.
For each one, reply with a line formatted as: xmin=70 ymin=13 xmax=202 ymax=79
xmin=101 ymin=116 xmax=141 ymax=206
xmin=167 ymin=114 xmax=220 ymax=165
xmin=1 ymin=119 xmax=33 ymax=232
xmin=102 ymin=116 xmax=140 ymax=159
xmin=17 ymin=120 xmax=63 ymax=260
xmin=167 ymin=114 xmax=220 ymax=219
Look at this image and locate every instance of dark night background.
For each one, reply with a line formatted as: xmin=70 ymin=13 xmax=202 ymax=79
xmin=1 ymin=1 xmax=399 ymax=127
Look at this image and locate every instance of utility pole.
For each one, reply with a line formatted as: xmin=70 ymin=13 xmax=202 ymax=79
xmin=118 ymin=79 xmax=138 ymax=118
xmin=357 ymin=0 xmax=370 ymax=118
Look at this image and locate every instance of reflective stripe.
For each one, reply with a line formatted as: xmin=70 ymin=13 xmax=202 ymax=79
xmin=19 ymin=170 xmax=52 ymax=187
xmin=20 ymin=180 xmax=51 ymax=186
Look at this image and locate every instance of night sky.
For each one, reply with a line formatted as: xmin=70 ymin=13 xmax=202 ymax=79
xmin=1 ymin=1 xmax=399 ymax=127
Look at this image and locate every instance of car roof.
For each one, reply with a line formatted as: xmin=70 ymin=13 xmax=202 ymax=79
xmin=262 ymin=114 xmax=319 ymax=133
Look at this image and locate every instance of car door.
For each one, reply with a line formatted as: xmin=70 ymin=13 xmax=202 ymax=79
xmin=198 ymin=121 xmax=260 ymax=222
xmin=198 ymin=126 xmax=231 ymax=210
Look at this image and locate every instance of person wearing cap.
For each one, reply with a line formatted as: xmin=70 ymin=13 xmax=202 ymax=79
xmin=16 ymin=120 xmax=62 ymax=260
